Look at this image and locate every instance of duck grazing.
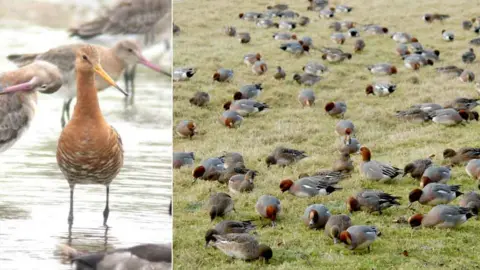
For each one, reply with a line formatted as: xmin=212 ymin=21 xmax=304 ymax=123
xmin=205 ymin=220 xmax=256 ymax=246
xmin=228 ymin=170 xmax=256 ymax=193
xmin=408 ymin=183 xmax=463 ymax=207
xmin=428 ymin=109 xmax=469 ymax=126
xmin=208 ymin=192 xmax=235 ymax=221
xmin=213 ymin=68 xmax=234 ymax=82
xmin=420 ymin=166 xmax=452 ymax=187
xmin=256 ymin=195 xmax=281 ymax=226
xmin=339 ymin=225 xmax=381 ymax=252
xmin=173 ymin=67 xmax=196 ymax=82
xmin=459 ymin=191 xmax=480 ymax=216
xmin=223 ymin=99 xmax=269 ymax=117
xmin=302 ymin=204 xmax=331 ymax=229
xmin=279 ymin=175 xmax=343 ymax=198
xmin=332 ymin=152 xmax=354 ymax=173
xmin=252 ymin=61 xmax=268 ymax=75
xmin=243 ymin=53 xmax=261 ymax=66
xmin=176 ymin=120 xmax=197 ymax=139
xmin=408 ymin=205 xmax=474 ymax=228
xmin=293 ymin=73 xmax=321 ymax=86
xmin=325 ymin=101 xmax=347 ymax=118
xmin=347 ymin=190 xmax=401 ymax=215
xmin=367 ymin=64 xmax=397 ymax=75
xmin=462 ymin=48 xmax=476 ymax=63
xmin=303 ymin=61 xmax=328 ymax=75
xmin=273 ymin=66 xmax=286 ymax=80
xmin=365 ymin=82 xmax=396 ymax=97
xmin=56 ymin=45 xmax=128 ymax=227
xmin=0 ymin=61 xmax=62 ymax=153
xmin=266 ymin=146 xmax=307 ymax=167
xmin=441 ymin=30 xmax=454 ymax=41
xmin=444 ymin=147 xmax=480 ymax=166
xmin=403 ymin=155 xmax=434 ymax=180
xmin=237 ymin=32 xmax=251 ymax=43
xmin=173 ymin=152 xmax=195 ymax=169
xmin=354 ymin=39 xmax=365 ymax=52
xmin=208 ymin=233 xmax=273 ymax=262
xmin=325 ymin=214 xmax=352 ymax=244
xmin=298 ymin=89 xmax=316 ymax=107
xmin=189 ymin=91 xmax=210 ymax=107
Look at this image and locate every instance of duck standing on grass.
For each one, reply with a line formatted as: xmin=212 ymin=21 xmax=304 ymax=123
xmin=56 ymin=45 xmax=128 ymax=227
xmin=207 ymin=233 xmax=273 ymax=263
xmin=339 ymin=225 xmax=381 ymax=252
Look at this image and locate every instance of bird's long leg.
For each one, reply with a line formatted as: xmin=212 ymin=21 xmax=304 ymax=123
xmin=129 ymin=65 xmax=137 ymax=106
xmin=123 ymin=69 xmax=131 ymax=108
xmin=65 ymin=98 xmax=73 ymax=121
xmin=68 ymin=185 xmax=74 ymax=225
xmin=103 ymin=185 xmax=110 ymax=227
xmin=61 ymin=101 xmax=69 ymax=128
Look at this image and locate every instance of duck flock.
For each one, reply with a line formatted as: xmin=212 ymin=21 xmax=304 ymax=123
xmin=173 ymin=0 xmax=480 ymax=266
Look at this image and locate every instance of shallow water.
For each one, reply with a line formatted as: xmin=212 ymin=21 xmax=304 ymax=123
xmin=0 ymin=1 xmax=172 ymax=269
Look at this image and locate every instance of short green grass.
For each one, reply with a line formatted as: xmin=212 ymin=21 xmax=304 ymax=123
xmin=173 ymin=0 xmax=480 ymax=269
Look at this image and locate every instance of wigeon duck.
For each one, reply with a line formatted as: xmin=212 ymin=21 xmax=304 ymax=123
xmin=427 ymin=108 xmax=469 ymax=126
xmin=459 ymin=70 xmax=475 ymax=82
xmin=365 ymin=82 xmax=396 ymax=97
xmin=421 ymin=165 xmax=452 ymax=186
xmin=267 ymin=4 xmax=289 ymax=10
xmin=409 ymin=183 xmax=462 ymax=207
xmin=302 ymin=204 xmax=331 ymax=229
xmin=391 ymin=32 xmax=418 ymax=43
xmin=213 ymin=68 xmax=234 ymax=82
xmin=320 ymin=47 xmax=345 ymax=54
xmin=173 ymin=67 xmax=196 ymax=82
xmin=205 ymin=220 xmax=256 ymax=246
xmin=279 ymin=21 xmax=296 ymax=29
xmin=325 ymin=101 xmax=347 ymax=118
xmin=445 ymin=98 xmax=480 ymax=110
xmin=329 ymin=21 xmax=341 ymax=31
xmin=236 ymin=84 xmax=263 ymax=100
xmin=300 ymin=36 xmax=314 ymax=47
xmin=339 ymin=128 xmax=361 ymax=154
xmin=459 ymin=191 xmax=480 ymax=216
xmin=462 ymin=20 xmax=473 ymax=30
xmin=244 ymin=53 xmax=262 ymax=66
xmin=319 ymin=7 xmax=335 ymax=18
xmin=423 ymin=13 xmax=450 ymax=23
xmin=347 ymin=190 xmax=401 ymax=215
xmin=298 ymin=89 xmax=316 ymax=107
xmin=256 ymin=19 xmax=279 ymax=28
xmin=436 ymin=65 xmax=464 ymax=76
xmin=403 ymin=155 xmax=434 ymax=180
xmin=339 ymin=225 xmax=381 ymax=252
xmin=403 ymin=55 xmax=434 ymax=70
xmin=409 ymin=42 xmax=423 ymax=54
xmin=441 ymin=30 xmax=454 ymax=41
xmin=298 ymin=16 xmax=310 ymax=26
xmin=189 ymin=91 xmax=210 ymax=107
xmin=333 ymin=152 xmax=354 ymax=173
xmin=219 ymin=110 xmax=244 ymax=128
xmin=354 ymin=39 xmax=365 ymax=52
xmin=359 ymin=147 xmax=403 ymax=182
xmin=293 ymin=73 xmax=321 ymax=85
xmin=279 ymin=42 xmax=310 ymax=55
xmin=410 ymin=103 xmax=444 ymax=112
xmin=311 ymin=169 xmax=349 ymax=180
xmin=279 ymin=175 xmax=342 ymax=197
xmin=336 ymin=5 xmax=352 ymax=12
xmin=238 ymin=32 xmax=251 ymax=43
xmin=266 ymin=146 xmax=307 ymax=167
xmin=466 ymin=159 xmax=480 ymax=188
xmin=209 ymin=192 xmax=235 ymax=221
xmin=395 ymin=44 xmax=411 ymax=57
xmin=218 ymin=152 xmax=245 ymax=169
xmin=469 ymin=37 xmax=480 ymax=46
xmin=322 ymin=52 xmax=352 ymax=63
xmin=420 ymin=49 xmax=440 ymax=62
xmin=192 ymin=157 xmax=226 ymax=182
xmin=224 ymin=26 xmax=236 ymax=36
xmin=219 ymin=166 xmax=251 ymax=185
xmin=272 ymin=32 xmax=297 ymax=40
xmin=279 ymin=10 xmax=299 ymax=19
xmin=252 ymin=61 xmax=268 ymax=75
xmin=330 ymin=33 xmax=346 ymax=44
xmin=325 ymin=214 xmax=352 ymax=244
xmin=347 ymin=28 xmax=359 ymax=37
xmin=364 ymin=25 xmax=389 ymax=35
xmin=173 ymin=152 xmax=195 ymax=169
xmin=408 ymin=205 xmax=474 ymax=228
xmin=176 ymin=120 xmax=197 ymax=139
xmin=367 ymin=63 xmax=397 ymax=75
xmin=395 ymin=108 xmax=431 ymax=123
xmin=303 ymin=61 xmax=328 ymax=75
xmin=238 ymin=12 xmax=262 ymax=21
xmin=223 ymin=100 xmax=269 ymax=117
xmin=208 ymin=233 xmax=273 ymax=262
xmin=274 ymin=66 xmax=286 ymax=80
xmin=307 ymin=0 xmax=329 ymax=11
xmin=462 ymin=48 xmax=476 ymax=63
xmin=335 ymin=120 xmax=355 ymax=136
xmin=256 ymin=195 xmax=281 ymax=226
xmin=228 ymin=170 xmax=256 ymax=194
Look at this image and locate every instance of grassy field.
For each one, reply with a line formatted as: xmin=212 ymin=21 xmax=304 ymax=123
xmin=172 ymin=0 xmax=480 ymax=269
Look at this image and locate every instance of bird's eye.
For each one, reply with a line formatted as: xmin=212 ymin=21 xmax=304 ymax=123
xmin=40 ymin=84 xmax=47 ymax=89
xmin=127 ymin=48 xmax=133 ymax=53
xmin=82 ymin=55 xmax=88 ymax=60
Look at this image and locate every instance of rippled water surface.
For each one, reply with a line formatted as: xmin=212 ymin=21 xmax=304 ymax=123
xmin=0 ymin=1 xmax=172 ymax=269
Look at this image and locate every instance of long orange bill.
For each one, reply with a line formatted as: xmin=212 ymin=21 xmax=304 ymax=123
xmin=93 ymin=64 xmax=129 ymax=97
xmin=0 ymin=77 xmax=38 ymax=94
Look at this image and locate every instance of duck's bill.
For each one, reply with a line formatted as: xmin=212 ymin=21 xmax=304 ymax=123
xmin=94 ymin=64 xmax=128 ymax=97
xmin=0 ymin=77 xmax=38 ymax=94
xmin=137 ymin=54 xmax=172 ymax=77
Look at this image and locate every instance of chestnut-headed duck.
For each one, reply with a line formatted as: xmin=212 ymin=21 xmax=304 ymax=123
xmin=272 ymin=32 xmax=297 ymax=40
xmin=298 ymin=89 xmax=316 ymax=107
xmin=219 ymin=110 xmax=243 ymax=128
xmin=403 ymin=155 xmax=434 ymax=180
xmin=403 ymin=55 xmax=434 ymax=70
xmin=324 ymin=214 xmax=352 ymax=244
xmin=325 ymin=101 xmax=347 ymax=118
xmin=279 ymin=176 xmax=342 ymax=197
xmin=354 ymin=39 xmax=365 ymax=52
xmin=176 ymin=120 xmax=197 ymax=139
xmin=347 ymin=189 xmax=401 ymax=215
xmin=330 ymin=32 xmax=345 ymax=44
xmin=420 ymin=166 xmax=451 ymax=187
xmin=335 ymin=120 xmax=355 ymax=136
xmin=256 ymin=195 xmax=281 ymax=227
xmin=462 ymin=48 xmax=476 ymax=63
xmin=339 ymin=225 xmax=381 ymax=252
xmin=173 ymin=67 xmax=196 ymax=82
xmin=333 ymin=152 xmax=354 ymax=173
xmin=293 ymin=73 xmax=321 ymax=85
xmin=364 ymin=25 xmax=388 ymax=35
xmin=274 ymin=66 xmax=286 ymax=80
xmin=391 ymin=32 xmax=418 ymax=43
xmin=367 ymin=63 xmax=397 ymax=75
xmin=441 ymin=29 xmax=454 ymax=41
xmin=303 ymin=61 xmax=328 ymax=75
xmin=444 ymin=147 xmax=480 ymax=166
xmin=213 ymin=68 xmax=234 ymax=82
xmin=189 ymin=91 xmax=210 ymax=107
xmin=266 ymin=146 xmax=307 ymax=167
xmin=302 ymin=204 xmax=331 ymax=229
xmin=173 ymin=152 xmax=195 ymax=169
xmin=237 ymin=83 xmax=263 ymax=99
xmin=408 ymin=205 xmax=474 ymax=228
xmin=244 ymin=53 xmax=262 ymax=66
xmin=365 ymin=82 xmax=396 ymax=97
xmin=359 ymin=147 xmax=403 ymax=182
xmin=208 ymin=233 xmax=273 ymax=262
xmin=427 ymin=108 xmax=469 ymax=126
xmin=409 ymin=183 xmax=462 ymax=207
xmin=423 ymin=13 xmax=450 ymax=23
xmin=192 ymin=157 xmax=226 ymax=182
xmin=238 ymin=12 xmax=262 ymax=21
xmin=223 ymin=100 xmax=269 ymax=117
xmin=205 ymin=220 xmax=256 ymax=246
xmin=209 ymin=192 xmax=235 ymax=221
xmin=252 ymin=61 xmax=268 ymax=75
xmin=339 ymin=128 xmax=360 ymax=154
xmin=228 ymin=170 xmax=256 ymax=194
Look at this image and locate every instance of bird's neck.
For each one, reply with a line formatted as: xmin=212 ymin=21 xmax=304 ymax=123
xmin=73 ymin=70 xmax=104 ymax=121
